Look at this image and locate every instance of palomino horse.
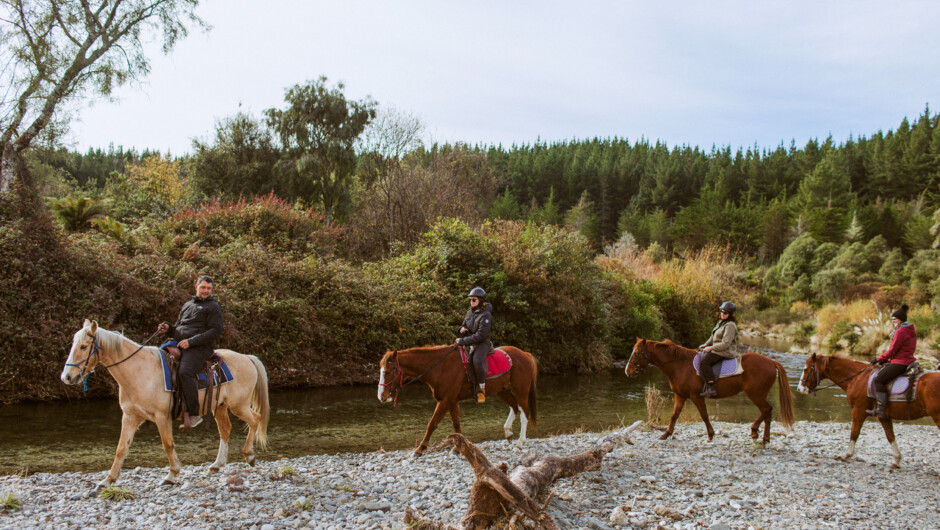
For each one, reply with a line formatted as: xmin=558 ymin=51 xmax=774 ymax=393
xmin=797 ymin=353 xmax=940 ymax=468
xmin=60 ymin=320 xmax=270 ymax=492
xmin=378 ymin=345 xmax=538 ymax=456
xmin=626 ymin=338 xmax=795 ymax=443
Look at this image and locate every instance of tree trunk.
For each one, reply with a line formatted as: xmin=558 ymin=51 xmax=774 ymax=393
xmin=403 ymin=420 xmax=643 ymax=529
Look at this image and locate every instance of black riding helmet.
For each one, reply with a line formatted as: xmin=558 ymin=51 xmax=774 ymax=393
xmin=468 ymin=287 xmax=487 ymax=299
xmin=719 ymin=301 xmax=736 ymax=313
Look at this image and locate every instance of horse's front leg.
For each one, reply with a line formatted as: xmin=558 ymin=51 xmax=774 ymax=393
xmin=415 ymin=401 xmax=450 ymax=456
xmin=661 ymin=393 xmax=687 ymax=440
xmin=154 ymin=413 xmax=183 ymax=486
xmin=689 ymin=396 xmax=716 ymax=441
xmin=95 ymin=412 xmax=145 ymax=495
xmin=209 ymin=405 xmax=232 ymax=474
xmin=877 ymin=418 xmax=902 ymax=469
xmin=836 ymin=408 xmax=867 ymax=462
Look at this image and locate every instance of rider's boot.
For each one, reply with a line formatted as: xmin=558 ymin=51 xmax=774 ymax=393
xmin=476 ymin=383 xmax=486 ymax=403
xmin=699 ymin=382 xmax=716 ymax=397
xmin=866 ymin=391 xmax=888 ymax=419
xmin=180 ymin=412 xmax=203 ymax=431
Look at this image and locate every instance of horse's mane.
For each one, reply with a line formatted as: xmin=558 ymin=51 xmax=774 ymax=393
xmin=656 ymin=339 xmax=698 ymax=360
xmin=90 ymin=327 xmax=162 ymax=358
xmin=382 ymin=344 xmax=453 ymax=366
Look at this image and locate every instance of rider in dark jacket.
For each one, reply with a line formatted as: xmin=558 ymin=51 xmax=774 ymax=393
xmin=158 ymin=275 xmax=224 ymax=431
xmin=456 ymin=287 xmax=494 ymax=403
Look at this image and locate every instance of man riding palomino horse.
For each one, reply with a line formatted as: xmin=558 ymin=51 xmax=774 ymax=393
xmin=158 ymin=274 xmax=224 ymax=431
xmin=867 ymin=304 xmax=917 ymax=419
xmin=455 ymin=287 xmax=494 ymax=403
xmin=697 ymin=301 xmax=739 ymax=398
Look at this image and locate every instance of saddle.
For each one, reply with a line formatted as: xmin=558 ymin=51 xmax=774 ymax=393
xmin=867 ymin=361 xmax=926 ymax=403
xmin=162 ymin=346 xmax=225 ymax=428
xmin=460 ymin=346 xmax=512 ymax=386
xmin=692 ymin=352 xmax=744 ymax=379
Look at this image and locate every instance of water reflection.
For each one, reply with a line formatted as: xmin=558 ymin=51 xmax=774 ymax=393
xmin=0 ymin=345 xmax=930 ymax=475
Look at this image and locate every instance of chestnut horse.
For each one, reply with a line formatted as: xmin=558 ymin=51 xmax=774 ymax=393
xmin=626 ymin=338 xmax=795 ymax=443
xmin=378 ymin=345 xmax=538 ymax=456
xmin=797 ymin=353 xmax=940 ymax=468
xmin=61 ymin=320 xmax=270 ymax=493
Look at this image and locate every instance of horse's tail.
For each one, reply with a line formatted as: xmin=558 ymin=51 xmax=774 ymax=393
xmin=249 ymin=355 xmax=270 ymax=451
xmin=528 ymin=368 xmax=538 ymax=430
xmin=518 ymin=349 xmax=538 ymax=430
xmin=773 ymin=359 xmax=795 ymax=432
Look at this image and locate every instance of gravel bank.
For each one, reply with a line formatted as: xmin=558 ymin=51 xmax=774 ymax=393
xmin=2 ymin=421 xmax=938 ymax=529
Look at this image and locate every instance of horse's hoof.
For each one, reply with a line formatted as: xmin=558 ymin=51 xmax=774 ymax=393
xmin=411 ymin=451 xmax=423 ymax=460
xmin=247 ymin=457 xmax=256 ymax=467
xmin=160 ymin=479 xmax=178 ymax=486
xmin=658 ymin=433 xmax=670 ymax=440
xmin=87 ymin=486 xmax=104 ymax=498
xmin=207 ymin=467 xmax=220 ymax=475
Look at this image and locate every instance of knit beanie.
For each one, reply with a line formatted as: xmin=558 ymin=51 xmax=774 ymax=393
xmin=891 ymin=304 xmax=909 ymax=322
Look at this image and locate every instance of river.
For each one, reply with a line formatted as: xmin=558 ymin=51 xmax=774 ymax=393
xmin=0 ymin=339 xmax=930 ymax=475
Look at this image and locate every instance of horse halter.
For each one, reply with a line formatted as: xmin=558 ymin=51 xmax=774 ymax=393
xmin=65 ymin=329 xmax=160 ymax=391
xmin=801 ymin=362 xmax=822 ymax=396
xmin=627 ymin=343 xmax=650 ymax=374
xmin=65 ymin=333 xmax=102 ymax=391
xmin=379 ymin=352 xmax=406 ymax=407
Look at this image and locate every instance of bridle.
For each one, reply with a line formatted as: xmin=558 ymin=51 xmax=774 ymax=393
xmin=65 ymin=329 xmax=160 ymax=391
xmin=380 ymin=345 xmax=459 ymax=406
xmin=801 ymin=358 xmax=868 ymax=396
xmin=627 ymin=341 xmax=688 ymax=374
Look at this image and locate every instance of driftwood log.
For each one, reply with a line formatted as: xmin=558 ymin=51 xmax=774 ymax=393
xmin=404 ymin=420 xmax=644 ymax=529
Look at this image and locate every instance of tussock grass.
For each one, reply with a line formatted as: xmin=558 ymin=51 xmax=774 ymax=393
xmin=1 ymin=490 xmax=22 ymax=511
xmin=98 ymin=486 xmax=136 ymax=501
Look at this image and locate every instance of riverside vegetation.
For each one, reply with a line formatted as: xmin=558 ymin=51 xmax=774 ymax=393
xmin=4 ymin=82 xmax=940 ymax=404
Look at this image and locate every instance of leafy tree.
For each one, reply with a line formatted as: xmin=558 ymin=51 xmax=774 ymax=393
xmin=776 ymin=234 xmax=819 ymax=284
xmin=126 ymin=154 xmax=185 ymax=207
xmin=564 ymin=190 xmax=600 ymax=246
xmin=265 ymin=77 xmax=376 ymax=226
xmin=879 ymin=248 xmax=905 ymax=285
xmin=490 ymin=188 xmax=523 ymax=220
xmin=0 ymin=0 xmax=205 ymax=204
xmin=189 ymin=112 xmax=281 ymax=199
xmin=48 ymin=196 xmax=108 ymax=231
xmin=354 ymin=106 xmax=424 ymax=255
xmin=530 ymin=187 xmax=562 ymax=225
xmin=793 ymin=158 xmax=852 ymax=242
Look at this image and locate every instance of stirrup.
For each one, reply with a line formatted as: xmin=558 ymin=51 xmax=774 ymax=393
xmin=180 ymin=414 xmax=202 ymax=432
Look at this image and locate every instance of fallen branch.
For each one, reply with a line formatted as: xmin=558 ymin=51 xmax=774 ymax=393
xmin=403 ymin=420 xmax=643 ymax=529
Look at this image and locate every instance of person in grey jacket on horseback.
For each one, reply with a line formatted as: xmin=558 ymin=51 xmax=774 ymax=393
xmin=455 ymin=287 xmax=494 ymax=403
xmin=697 ymin=301 xmax=739 ymax=398
xmin=157 ymin=275 xmax=224 ymax=431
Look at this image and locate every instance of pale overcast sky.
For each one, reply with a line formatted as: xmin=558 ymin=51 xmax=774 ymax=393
xmin=70 ymin=0 xmax=940 ymax=156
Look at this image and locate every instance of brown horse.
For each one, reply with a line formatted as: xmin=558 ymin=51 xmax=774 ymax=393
xmin=626 ymin=338 xmax=795 ymax=443
xmin=797 ymin=353 xmax=940 ymax=468
xmin=378 ymin=345 xmax=538 ymax=456
xmin=61 ymin=320 xmax=270 ymax=493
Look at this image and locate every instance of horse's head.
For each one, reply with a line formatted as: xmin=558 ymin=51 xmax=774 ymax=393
xmin=61 ymin=320 xmax=101 ymax=386
xmin=625 ymin=337 xmax=651 ymax=377
xmin=377 ymin=349 xmax=401 ymax=403
xmin=797 ymin=353 xmax=826 ymax=395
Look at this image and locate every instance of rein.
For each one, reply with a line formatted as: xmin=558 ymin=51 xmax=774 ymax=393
xmin=65 ymin=330 xmax=160 ymax=391
xmin=381 ymin=345 xmax=459 ymax=406
xmin=805 ymin=363 xmax=869 ymax=396
xmin=628 ymin=343 xmax=694 ymax=371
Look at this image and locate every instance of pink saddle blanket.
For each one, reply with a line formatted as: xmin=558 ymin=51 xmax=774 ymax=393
xmin=460 ymin=347 xmax=512 ymax=379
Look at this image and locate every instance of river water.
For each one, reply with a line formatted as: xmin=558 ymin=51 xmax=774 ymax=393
xmin=1 ymin=339 xmax=930 ymax=475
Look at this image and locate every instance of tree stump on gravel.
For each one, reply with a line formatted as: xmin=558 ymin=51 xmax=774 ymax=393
xmin=403 ymin=420 xmax=643 ymax=529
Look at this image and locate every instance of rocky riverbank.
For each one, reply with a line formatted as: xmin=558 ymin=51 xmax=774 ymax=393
xmin=2 ymin=421 xmax=938 ymax=529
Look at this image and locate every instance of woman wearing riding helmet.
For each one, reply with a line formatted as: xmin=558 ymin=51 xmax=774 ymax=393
xmin=697 ymin=301 xmax=739 ymax=398
xmin=455 ymin=287 xmax=494 ymax=403
xmin=867 ymin=304 xmax=917 ymax=419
